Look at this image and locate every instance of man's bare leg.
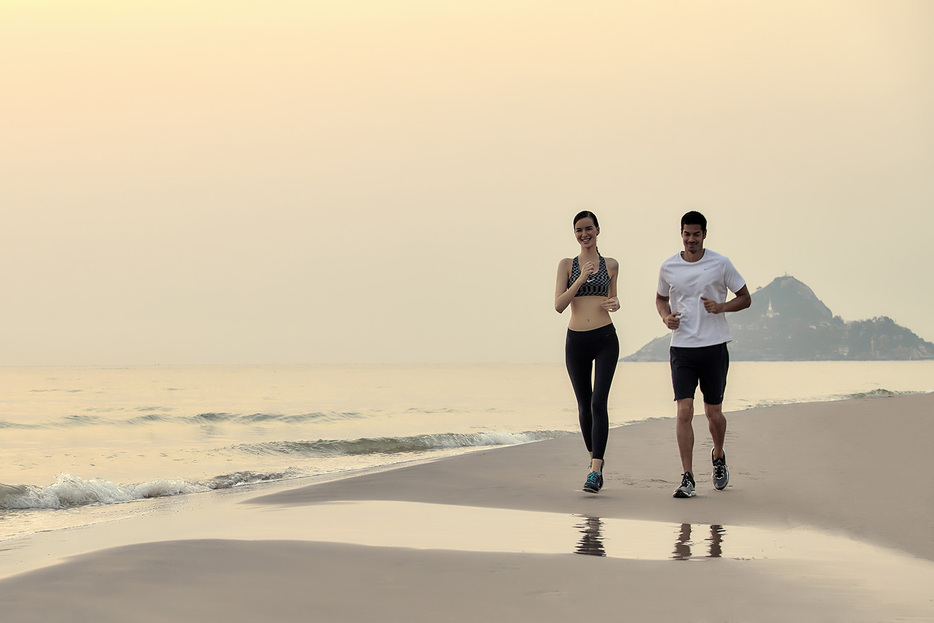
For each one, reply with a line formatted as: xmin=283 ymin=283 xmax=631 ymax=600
xmin=676 ymin=398 xmax=695 ymax=475
xmin=704 ymin=402 xmax=727 ymax=460
xmin=705 ymin=401 xmax=730 ymax=490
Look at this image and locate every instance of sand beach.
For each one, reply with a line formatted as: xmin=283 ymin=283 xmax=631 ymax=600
xmin=6 ymin=2 xmax=933 ymax=620
xmin=1 ymin=393 xmax=932 ymax=622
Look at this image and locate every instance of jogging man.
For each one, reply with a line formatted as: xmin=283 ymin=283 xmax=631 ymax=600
xmin=656 ymin=211 xmax=751 ymax=498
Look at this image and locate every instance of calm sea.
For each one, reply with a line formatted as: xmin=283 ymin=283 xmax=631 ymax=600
xmin=1 ymin=362 xmax=931 ymax=538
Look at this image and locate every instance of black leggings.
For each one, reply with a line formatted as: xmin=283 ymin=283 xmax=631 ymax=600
xmin=565 ymin=324 xmax=619 ymax=462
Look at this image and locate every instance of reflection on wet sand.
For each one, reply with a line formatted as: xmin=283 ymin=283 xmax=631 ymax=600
xmin=574 ymin=516 xmax=606 ymax=557
xmin=101 ymin=496 xmax=925 ymax=604
xmin=5 ymin=496 xmax=930 ymax=619
xmin=576 ymin=517 xmax=726 ymax=560
xmin=3 ymin=492 xmax=932 ymax=622
xmin=671 ymin=523 xmax=725 ymax=560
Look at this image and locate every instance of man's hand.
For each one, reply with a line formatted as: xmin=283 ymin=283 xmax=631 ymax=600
xmin=701 ymin=297 xmax=723 ymax=314
xmin=665 ymin=312 xmax=682 ymax=329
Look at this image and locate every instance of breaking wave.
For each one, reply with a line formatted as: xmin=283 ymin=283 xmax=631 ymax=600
xmin=743 ymin=387 xmax=927 ymax=410
xmin=0 ymin=471 xmax=298 ymax=511
xmin=836 ymin=388 xmax=926 ymax=400
xmin=0 ymin=430 xmax=568 ymax=511
xmin=228 ymin=430 xmax=568 ymax=457
xmin=0 ymin=408 xmax=515 ymax=430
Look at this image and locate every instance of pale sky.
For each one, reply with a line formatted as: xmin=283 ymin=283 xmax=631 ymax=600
xmin=2 ymin=0 xmax=931 ymax=365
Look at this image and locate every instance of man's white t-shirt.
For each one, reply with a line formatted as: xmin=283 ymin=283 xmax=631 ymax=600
xmin=657 ymin=249 xmax=746 ymax=348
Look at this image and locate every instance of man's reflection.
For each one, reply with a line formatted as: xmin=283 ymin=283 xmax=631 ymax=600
xmin=672 ymin=523 xmax=693 ymax=560
xmin=574 ymin=516 xmax=606 ymax=557
xmin=707 ymin=524 xmax=724 ymax=558
xmin=672 ymin=524 xmax=726 ymax=560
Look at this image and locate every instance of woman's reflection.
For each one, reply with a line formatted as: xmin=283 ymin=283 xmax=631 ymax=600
xmin=574 ymin=516 xmax=606 ymax=557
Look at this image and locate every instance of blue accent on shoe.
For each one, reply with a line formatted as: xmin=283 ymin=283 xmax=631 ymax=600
xmin=583 ymin=471 xmax=604 ymax=493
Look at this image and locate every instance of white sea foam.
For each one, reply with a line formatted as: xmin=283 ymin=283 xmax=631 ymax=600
xmin=0 ymin=474 xmax=210 ymax=510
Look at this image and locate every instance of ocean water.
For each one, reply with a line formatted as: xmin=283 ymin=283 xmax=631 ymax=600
xmin=1 ymin=362 xmax=931 ymax=539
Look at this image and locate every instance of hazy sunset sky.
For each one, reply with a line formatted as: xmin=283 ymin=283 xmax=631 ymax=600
xmin=2 ymin=1 xmax=931 ymax=365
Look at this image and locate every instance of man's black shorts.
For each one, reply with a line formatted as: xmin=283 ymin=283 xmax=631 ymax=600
xmin=669 ymin=343 xmax=730 ymax=404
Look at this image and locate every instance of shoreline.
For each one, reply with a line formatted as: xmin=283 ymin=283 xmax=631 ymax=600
xmin=250 ymin=393 xmax=934 ymax=561
xmin=1 ymin=393 xmax=932 ymax=622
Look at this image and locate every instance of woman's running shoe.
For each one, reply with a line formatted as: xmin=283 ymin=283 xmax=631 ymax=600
xmin=583 ymin=471 xmax=604 ymax=493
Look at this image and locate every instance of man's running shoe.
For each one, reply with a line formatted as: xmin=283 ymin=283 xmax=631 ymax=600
xmin=583 ymin=471 xmax=603 ymax=493
xmin=712 ymin=448 xmax=730 ymax=490
xmin=673 ymin=472 xmax=696 ymax=498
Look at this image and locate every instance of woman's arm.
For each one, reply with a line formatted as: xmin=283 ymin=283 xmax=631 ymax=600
xmin=601 ymin=257 xmax=620 ymax=312
xmin=555 ymin=258 xmax=589 ymax=313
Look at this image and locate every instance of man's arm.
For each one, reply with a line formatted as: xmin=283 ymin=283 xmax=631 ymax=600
xmin=656 ymin=293 xmax=681 ymax=329
xmin=701 ymin=285 xmax=751 ymax=314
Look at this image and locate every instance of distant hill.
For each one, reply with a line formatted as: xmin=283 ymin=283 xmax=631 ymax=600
xmin=623 ymin=276 xmax=934 ymax=361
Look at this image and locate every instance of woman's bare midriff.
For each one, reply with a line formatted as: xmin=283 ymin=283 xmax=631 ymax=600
xmin=568 ymin=297 xmax=613 ymax=332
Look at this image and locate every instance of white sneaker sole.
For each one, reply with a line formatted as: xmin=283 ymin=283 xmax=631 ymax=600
xmin=673 ymin=487 xmax=696 ymax=498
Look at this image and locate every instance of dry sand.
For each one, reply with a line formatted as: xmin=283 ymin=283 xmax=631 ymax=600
xmin=1 ymin=394 xmax=932 ymax=622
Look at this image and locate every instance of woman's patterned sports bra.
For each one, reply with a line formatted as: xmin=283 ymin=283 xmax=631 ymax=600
xmin=569 ymin=256 xmax=610 ymax=297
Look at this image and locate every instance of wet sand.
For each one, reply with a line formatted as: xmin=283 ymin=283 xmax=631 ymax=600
xmin=1 ymin=394 xmax=932 ymax=622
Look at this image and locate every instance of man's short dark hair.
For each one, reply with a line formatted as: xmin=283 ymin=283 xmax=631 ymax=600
xmin=681 ymin=211 xmax=707 ymax=231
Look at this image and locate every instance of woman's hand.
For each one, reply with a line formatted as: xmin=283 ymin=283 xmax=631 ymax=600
xmin=601 ymin=296 xmax=620 ymax=313
xmin=578 ymin=261 xmax=596 ymax=282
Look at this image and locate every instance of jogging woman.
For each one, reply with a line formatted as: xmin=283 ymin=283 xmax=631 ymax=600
xmin=554 ymin=211 xmax=620 ymax=493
